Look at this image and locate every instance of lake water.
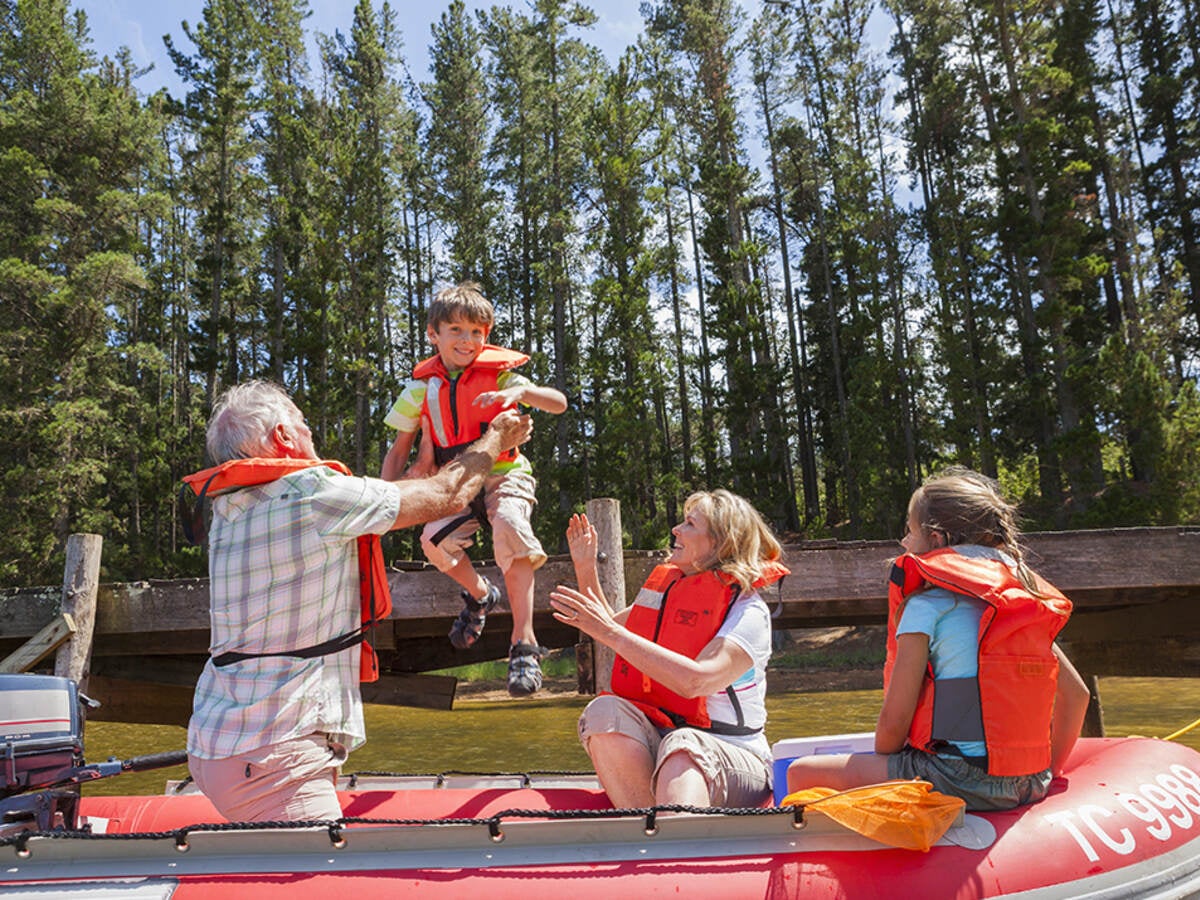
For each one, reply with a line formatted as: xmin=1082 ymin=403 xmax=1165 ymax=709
xmin=82 ymin=676 xmax=1200 ymax=796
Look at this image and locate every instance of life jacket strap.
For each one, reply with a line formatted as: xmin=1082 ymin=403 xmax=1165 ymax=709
xmin=433 ymin=440 xmax=474 ymax=466
xmin=211 ymin=626 xmax=366 ymax=667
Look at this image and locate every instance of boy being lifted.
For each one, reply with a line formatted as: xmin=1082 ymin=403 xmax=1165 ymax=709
xmin=382 ymin=282 xmax=567 ymax=696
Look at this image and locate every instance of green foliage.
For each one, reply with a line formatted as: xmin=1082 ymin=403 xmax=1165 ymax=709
xmin=2 ymin=0 xmax=1198 ymax=590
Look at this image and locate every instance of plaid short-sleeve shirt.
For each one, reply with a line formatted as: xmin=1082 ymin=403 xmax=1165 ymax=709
xmin=187 ymin=467 xmax=401 ymax=760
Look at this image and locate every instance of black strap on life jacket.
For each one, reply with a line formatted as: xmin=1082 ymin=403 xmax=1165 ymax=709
xmin=426 ymin=490 xmax=488 ymax=547
xmin=432 ymin=419 xmax=492 ymax=467
xmin=179 ymin=468 xmax=225 ymax=546
xmin=211 ymin=627 xmax=366 ymax=668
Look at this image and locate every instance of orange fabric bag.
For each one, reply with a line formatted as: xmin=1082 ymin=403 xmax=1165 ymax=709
xmin=779 ymin=779 xmax=965 ymax=851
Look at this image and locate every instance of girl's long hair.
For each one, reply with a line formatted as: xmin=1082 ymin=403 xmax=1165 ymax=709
xmin=908 ymin=467 xmax=1043 ymax=595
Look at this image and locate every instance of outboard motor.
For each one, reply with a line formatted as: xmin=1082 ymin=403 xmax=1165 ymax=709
xmin=1 ymin=673 xmax=85 ymax=795
xmin=1 ymin=673 xmax=85 ymax=836
xmin=0 ymin=673 xmax=187 ymax=837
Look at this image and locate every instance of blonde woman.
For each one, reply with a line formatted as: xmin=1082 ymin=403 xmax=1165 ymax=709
xmin=551 ymin=490 xmax=788 ymax=808
xmin=786 ymin=468 xmax=1091 ymax=811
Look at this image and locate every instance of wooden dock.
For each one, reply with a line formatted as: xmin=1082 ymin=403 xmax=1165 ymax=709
xmin=2 ymin=525 xmax=1198 ymax=725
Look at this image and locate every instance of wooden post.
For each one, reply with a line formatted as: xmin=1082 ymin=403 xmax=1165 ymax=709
xmin=588 ymin=498 xmax=626 ymax=695
xmin=53 ymin=533 xmax=103 ymax=692
xmin=1082 ymin=674 xmax=1106 ymax=738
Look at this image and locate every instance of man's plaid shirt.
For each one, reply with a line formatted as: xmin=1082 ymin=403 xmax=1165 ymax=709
xmin=187 ymin=467 xmax=400 ymax=759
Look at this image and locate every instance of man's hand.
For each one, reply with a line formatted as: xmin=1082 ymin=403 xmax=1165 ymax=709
xmin=390 ymin=409 xmax=531 ymax=531
xmin=489 ymin=407 xmax=533 ymax=454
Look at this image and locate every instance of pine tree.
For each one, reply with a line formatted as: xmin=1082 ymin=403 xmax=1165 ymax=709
xmin=0 ymin=0 xmax=162 ymax=584
xmin=426 ymin=0 xmax=494 ymax=282
xmin=165 ymin=0 xmax=262 ymax=408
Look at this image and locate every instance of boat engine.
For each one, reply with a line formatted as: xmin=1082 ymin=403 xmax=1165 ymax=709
xmin=0 ymin=673 xmax=187 ymax=838
xmin=0 ymin=673 xmax=85 ymax=836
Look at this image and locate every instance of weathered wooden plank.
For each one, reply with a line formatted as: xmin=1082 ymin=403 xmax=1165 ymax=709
xmin=2 ymin=527 xmax=1198 ymax=666
xmin=87 ymin=660 xmax=460 ymax=716
xmin=0 ymin=613 xmax=76 ymax=673
xmin=92 ymin=656 xmax=205 ymax=686
xmin=85 ymin=674 xmax=193 ymax=727
xmin=1063 ymin=638 xmax=1200 ymax=679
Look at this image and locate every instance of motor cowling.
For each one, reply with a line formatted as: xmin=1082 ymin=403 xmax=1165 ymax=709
xmin=1 ymin=673 xmax=84 ymax=798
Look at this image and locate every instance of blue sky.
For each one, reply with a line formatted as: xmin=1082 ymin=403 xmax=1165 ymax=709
xmin=74 ymin=0 xmax=651 ymax=97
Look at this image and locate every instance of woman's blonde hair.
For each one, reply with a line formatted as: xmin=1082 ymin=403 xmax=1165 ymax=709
xmin=683 ymin=489 xmax=782 ymax=592
xmin=908 ymin=466 xmax=1041 ymax=594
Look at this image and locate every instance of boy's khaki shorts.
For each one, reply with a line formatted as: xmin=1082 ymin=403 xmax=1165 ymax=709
xmin=421 ymin=470 xmax=547 ymax=573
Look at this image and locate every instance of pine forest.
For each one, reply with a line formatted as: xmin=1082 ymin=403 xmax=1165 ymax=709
xmin=2 ymin=0 xmax=1198 ymax=587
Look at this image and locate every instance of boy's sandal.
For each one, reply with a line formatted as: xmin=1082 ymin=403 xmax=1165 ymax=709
xmin=448 ymin=580 xmax=501 ymax=650
xmin=507 ymin=641 xmax=547 ymax=697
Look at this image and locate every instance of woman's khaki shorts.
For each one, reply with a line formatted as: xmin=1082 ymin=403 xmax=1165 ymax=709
xmin=578 ymin=694 xmax=771 ymax=807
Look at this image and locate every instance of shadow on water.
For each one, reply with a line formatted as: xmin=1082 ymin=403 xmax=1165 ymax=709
xmin=82 ymin=677 xmax=1200 ymax=796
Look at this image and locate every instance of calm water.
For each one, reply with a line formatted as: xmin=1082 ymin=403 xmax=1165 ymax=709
xmin=82 ymin=677 xmax=1200 ymax=796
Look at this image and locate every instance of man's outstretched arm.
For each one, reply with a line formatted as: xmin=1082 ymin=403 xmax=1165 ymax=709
xmin=388 ymin=408 xmax=532 ymax=530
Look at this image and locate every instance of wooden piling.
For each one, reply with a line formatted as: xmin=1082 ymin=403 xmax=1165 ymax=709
xmin=53 ymin=534 xmax=103 ymax=693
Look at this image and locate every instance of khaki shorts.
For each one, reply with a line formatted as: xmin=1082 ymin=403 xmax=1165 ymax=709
xmin=421 ymin=470 xmax=547 ymax=573
xmin=189 ymin=733 xmax=348 ymax=823
xmin=577 ymin=694 xmax=771 ymax=807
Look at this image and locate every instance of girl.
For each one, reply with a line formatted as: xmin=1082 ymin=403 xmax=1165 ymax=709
xmin=786 ymin=468 xmax=1091 ymax=811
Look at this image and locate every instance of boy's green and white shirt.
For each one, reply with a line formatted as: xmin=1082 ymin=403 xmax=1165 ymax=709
xmin=385 ymin=369 xmax=534 ymax=476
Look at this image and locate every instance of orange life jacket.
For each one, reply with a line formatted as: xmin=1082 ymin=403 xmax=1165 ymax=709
xmin=413 ymin=345 xmax=529 ymax=466
xmin=611 ymin=561 xmax=790 ymax=733
xmin=181 ymin=458 xmax=392 ymax=683
xmin=883 ymin=547 xmax=1072 ymax=776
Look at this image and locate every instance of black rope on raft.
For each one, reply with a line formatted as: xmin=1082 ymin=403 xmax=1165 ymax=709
xmin=0 ymin=803 xmax=810 ymax=856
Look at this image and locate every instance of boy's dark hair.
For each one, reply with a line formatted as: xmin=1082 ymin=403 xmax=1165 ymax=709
xmin=428 ymin=281 xmax=494 ymax=331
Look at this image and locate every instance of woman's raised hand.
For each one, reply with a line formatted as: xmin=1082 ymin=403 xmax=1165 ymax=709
xmin=566 ymin=512 xmax=598 ymax=576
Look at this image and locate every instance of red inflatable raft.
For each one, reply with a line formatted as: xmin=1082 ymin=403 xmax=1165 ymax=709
xmin=3 ymin=736 xmax=1200 ymax=899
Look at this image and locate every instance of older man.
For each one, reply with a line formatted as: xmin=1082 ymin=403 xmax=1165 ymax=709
xmin=183 ymin=380 xmax=531 ymax=823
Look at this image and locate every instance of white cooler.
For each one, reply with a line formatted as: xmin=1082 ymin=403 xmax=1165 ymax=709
xmin=771 ymin=732 xmax=875 ymax=804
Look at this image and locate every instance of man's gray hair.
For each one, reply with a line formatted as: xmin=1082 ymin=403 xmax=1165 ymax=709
xmin=206 ymin=381 xmax=301 ymax=464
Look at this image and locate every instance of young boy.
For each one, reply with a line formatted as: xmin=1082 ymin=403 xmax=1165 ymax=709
xmin=382 ymin=282 xmax=567 ymax=697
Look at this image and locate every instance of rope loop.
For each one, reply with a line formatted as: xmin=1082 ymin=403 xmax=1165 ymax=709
xmin=643 ymin=809 xmax=658 ymax=836
xmin=791 ymin=806 xmax=806 ymax=830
